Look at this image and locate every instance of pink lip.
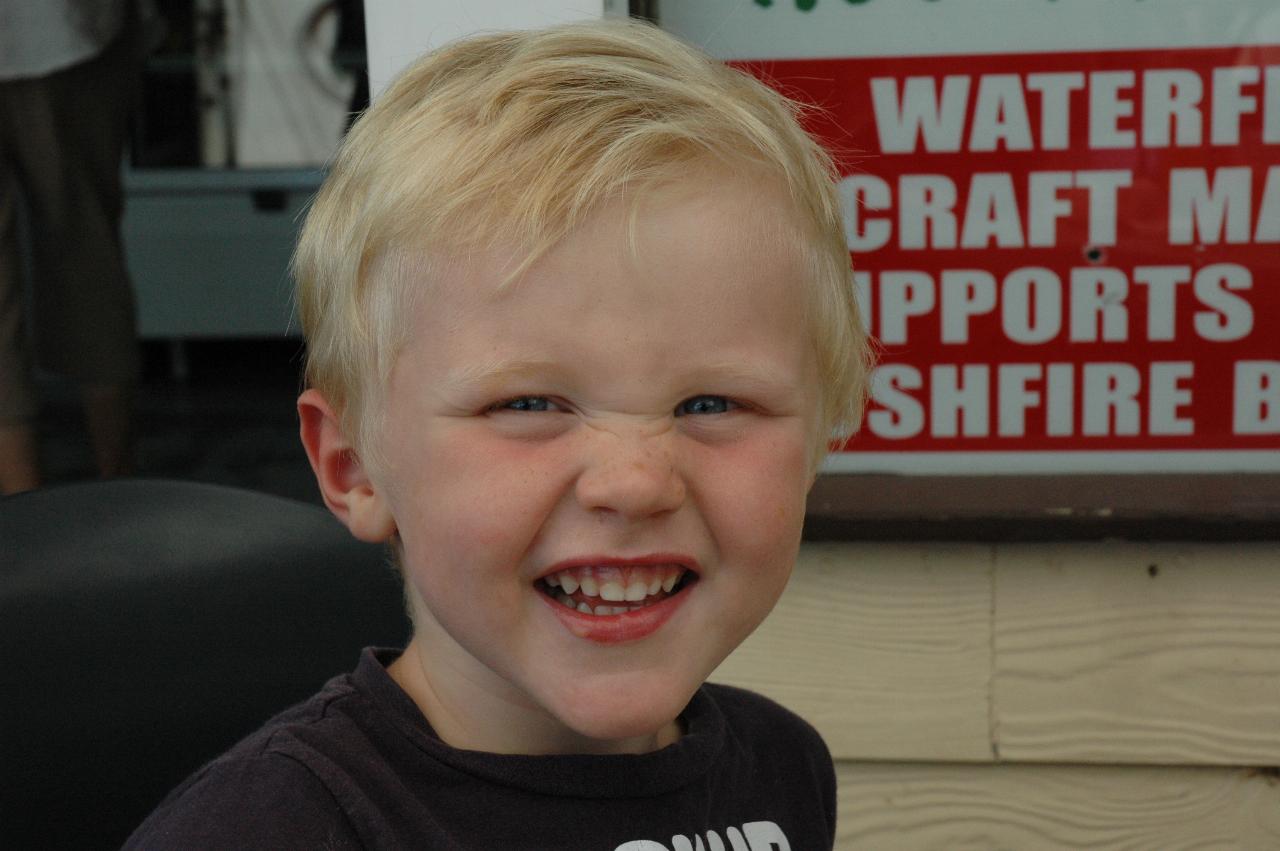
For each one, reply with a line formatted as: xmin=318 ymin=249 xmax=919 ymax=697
xmin=539 ymin=589 xmax=689 ymax=644
xmin=535 ymin=553 xmax=699 ymax=644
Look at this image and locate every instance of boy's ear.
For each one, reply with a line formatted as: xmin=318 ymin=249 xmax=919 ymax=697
xmin=298 ymin=388 xmax=397 ymax=543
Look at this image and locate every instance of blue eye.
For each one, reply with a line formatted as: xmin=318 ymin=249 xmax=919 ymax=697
xmin=676 ymin=395 xmax=733 ymax=416
xmin=494 ymin=396 xmax=556 ymax=413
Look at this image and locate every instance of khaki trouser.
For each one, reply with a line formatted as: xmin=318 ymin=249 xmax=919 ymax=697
xmin=0 ymin=30 xmax=140 ymax=426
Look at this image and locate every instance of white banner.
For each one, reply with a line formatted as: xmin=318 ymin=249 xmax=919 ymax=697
xmin=662 ymin=0 xmax=1280 ymax=60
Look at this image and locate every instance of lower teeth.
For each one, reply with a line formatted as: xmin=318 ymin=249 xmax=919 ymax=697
xmin=555 ymin=593 xmax=638 ymax=616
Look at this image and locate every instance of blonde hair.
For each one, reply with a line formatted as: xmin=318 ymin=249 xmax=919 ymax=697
xmin=294 ymin=19 xmax=871 ymax=471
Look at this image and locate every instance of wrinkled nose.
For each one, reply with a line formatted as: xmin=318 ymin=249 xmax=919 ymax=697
xmin=575 ymin=427 xmax=686 ymax=520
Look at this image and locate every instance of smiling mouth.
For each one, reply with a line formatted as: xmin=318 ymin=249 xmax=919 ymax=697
xmin=536 ymin=563 xmax=695 ymax=616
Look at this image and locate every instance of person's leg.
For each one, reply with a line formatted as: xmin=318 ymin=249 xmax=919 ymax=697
xmin=0 ymin=92 xmax=42 ymax=494
xmin=83 ymin=382 xmax=134 ymax=478
xmin=0 ymin=425 xmax=40 ymax=494
xmin=24 ymin=32 xmax=141 ymax=479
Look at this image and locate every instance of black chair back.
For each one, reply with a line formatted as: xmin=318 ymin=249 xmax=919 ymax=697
xmin=0 ymin=479 xmax=410 ymax=849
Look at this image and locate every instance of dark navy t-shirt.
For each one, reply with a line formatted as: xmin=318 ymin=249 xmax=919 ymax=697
xmin=124 ymin=648 xmax=836 ymax=850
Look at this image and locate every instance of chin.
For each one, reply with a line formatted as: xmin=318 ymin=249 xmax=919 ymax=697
xmin=550 ymin=675 xmax=698 ymax=751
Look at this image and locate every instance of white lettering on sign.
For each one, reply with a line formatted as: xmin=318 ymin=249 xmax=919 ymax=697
xmin=961 ymin=173 xmax=1023 ymax=248
xmin=1027 ymin=172 xmax=1074 ymax=248
xmin=1212 ymin=66 xmax=1260 ymax=145
xmin=1132 ymin=266 xmax=1192 ymax=341
xmin=877 ymin=271 xmax=934 ymax=344
xmin=839 ymin=170 xmax=1132 ymax=252
xmin=1192 ymin=264 xmax=1253 ymax=341
xmin=865 ymin=361 xmax=1199 ymax=440
xmin=1002 ymin=267 xmax=1063 ymax=344
xmin=1026 ymin=72 xmax=1086 ymax=150
xmin=840 ymin=175 xmax=892 ymax=251
xmin=1149 ymin=362 xmax=1196 ymax=436
xmin=855 ymin=265 xmax=1254 ymax=347
xmin=969 ymin=74 xmax=1034 ymax=152
xmin=1168 ymin=166 xmax=1280 ymax=244
xmin=869 ymin=64 xmax=1280 ymax=153
xmin=1069 ymin=267 xmax=1129 ymax=343
xmin=869 ymin=74 xmax=970 ymax=153
xmin=1082 ymin=363 xmax=1142 ymax=436
xmin=899 ymin=175 xmax=958 ymax=248
xmin=868 ymin=365 xmax=925 ymax=439
xmin=1090 ymin=71 xmax=1137 ymax=148
xmin=1269 ymin=66 xmax=1280 ymax=143
xmin=1235 ymin=361 xmax=1280 ymax=434
xmin=1169 ymin=167 xmax=1252 ymax=244
xmin=931 ymin=364 xmax=989 ymax=438
xmin=995 ymin=363 xmax=1077 ymax=438
xmin=940 ymin=270 xmax=997 ymax=344
xmin=1143 ymin=69 xmax=1204 ymax=147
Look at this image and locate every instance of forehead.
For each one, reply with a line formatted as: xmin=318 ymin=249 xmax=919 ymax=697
xmin=390 ymin=174 xmax=817 ymax=388
xmin=428 ymin=173 xmax=811 ymax=318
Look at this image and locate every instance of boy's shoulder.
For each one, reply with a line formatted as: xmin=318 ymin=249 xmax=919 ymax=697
xmin=126 ymin=646 xmax=462 ymax=849
xmin=701 ymin=680 xmax=826 ymax=744
xmin=123 ymin=659 xmax=375 ymax=850
xmin=700 ymin=680 xmax=836 ymax=782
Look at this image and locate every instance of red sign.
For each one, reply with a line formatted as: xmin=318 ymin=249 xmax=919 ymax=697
xmin=740 ymin=45 xmax=1280 ymax=472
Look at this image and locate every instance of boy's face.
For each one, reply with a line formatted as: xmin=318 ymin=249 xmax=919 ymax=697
xmin=363 ymin=175 xmax=820 ymax=753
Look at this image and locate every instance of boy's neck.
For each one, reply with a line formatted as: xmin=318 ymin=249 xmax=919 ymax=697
xmin=387 ymin=640 xmax=682 ymax=756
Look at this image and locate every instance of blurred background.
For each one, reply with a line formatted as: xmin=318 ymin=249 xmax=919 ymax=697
xmin=22 ymin=0 xmax=369 ymax=501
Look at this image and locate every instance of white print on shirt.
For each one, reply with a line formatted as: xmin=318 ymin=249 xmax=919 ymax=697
xmin=614 ymin=820 xmax=791 ymax=851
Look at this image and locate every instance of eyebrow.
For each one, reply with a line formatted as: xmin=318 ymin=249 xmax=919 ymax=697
xmin=440 ymin=357 xmax=806 ymax=412
xmin=680 ymin=359 xmax=807 ymax=394
xmin=442 ymin=359 xmax=570 ymax=392
xmin=448 ymin=358 xmax=795 ymax=385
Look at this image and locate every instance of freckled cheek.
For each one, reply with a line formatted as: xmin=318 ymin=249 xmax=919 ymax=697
xmin=695 ymin=433 xmax=810 ymax=577
xmin=705 ymin=427 xmax=812 ymax=501
xmin=405 ymin=434 xmax=572 ymax=552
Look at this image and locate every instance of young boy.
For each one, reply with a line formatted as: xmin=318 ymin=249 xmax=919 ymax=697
xmin=126 ymin=19 xmax=869 ymax=850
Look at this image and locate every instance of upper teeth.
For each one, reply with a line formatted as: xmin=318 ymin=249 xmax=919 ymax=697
xmin=542 ymin=564 xmax=686 ymax=610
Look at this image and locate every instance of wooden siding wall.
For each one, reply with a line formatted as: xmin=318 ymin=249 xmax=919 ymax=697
xmin=711 ymin=542 xmax=1280 ymax=849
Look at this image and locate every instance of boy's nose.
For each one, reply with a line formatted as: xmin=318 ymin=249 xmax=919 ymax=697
xmin=574 ymin=427 xmax=686 ymax=520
